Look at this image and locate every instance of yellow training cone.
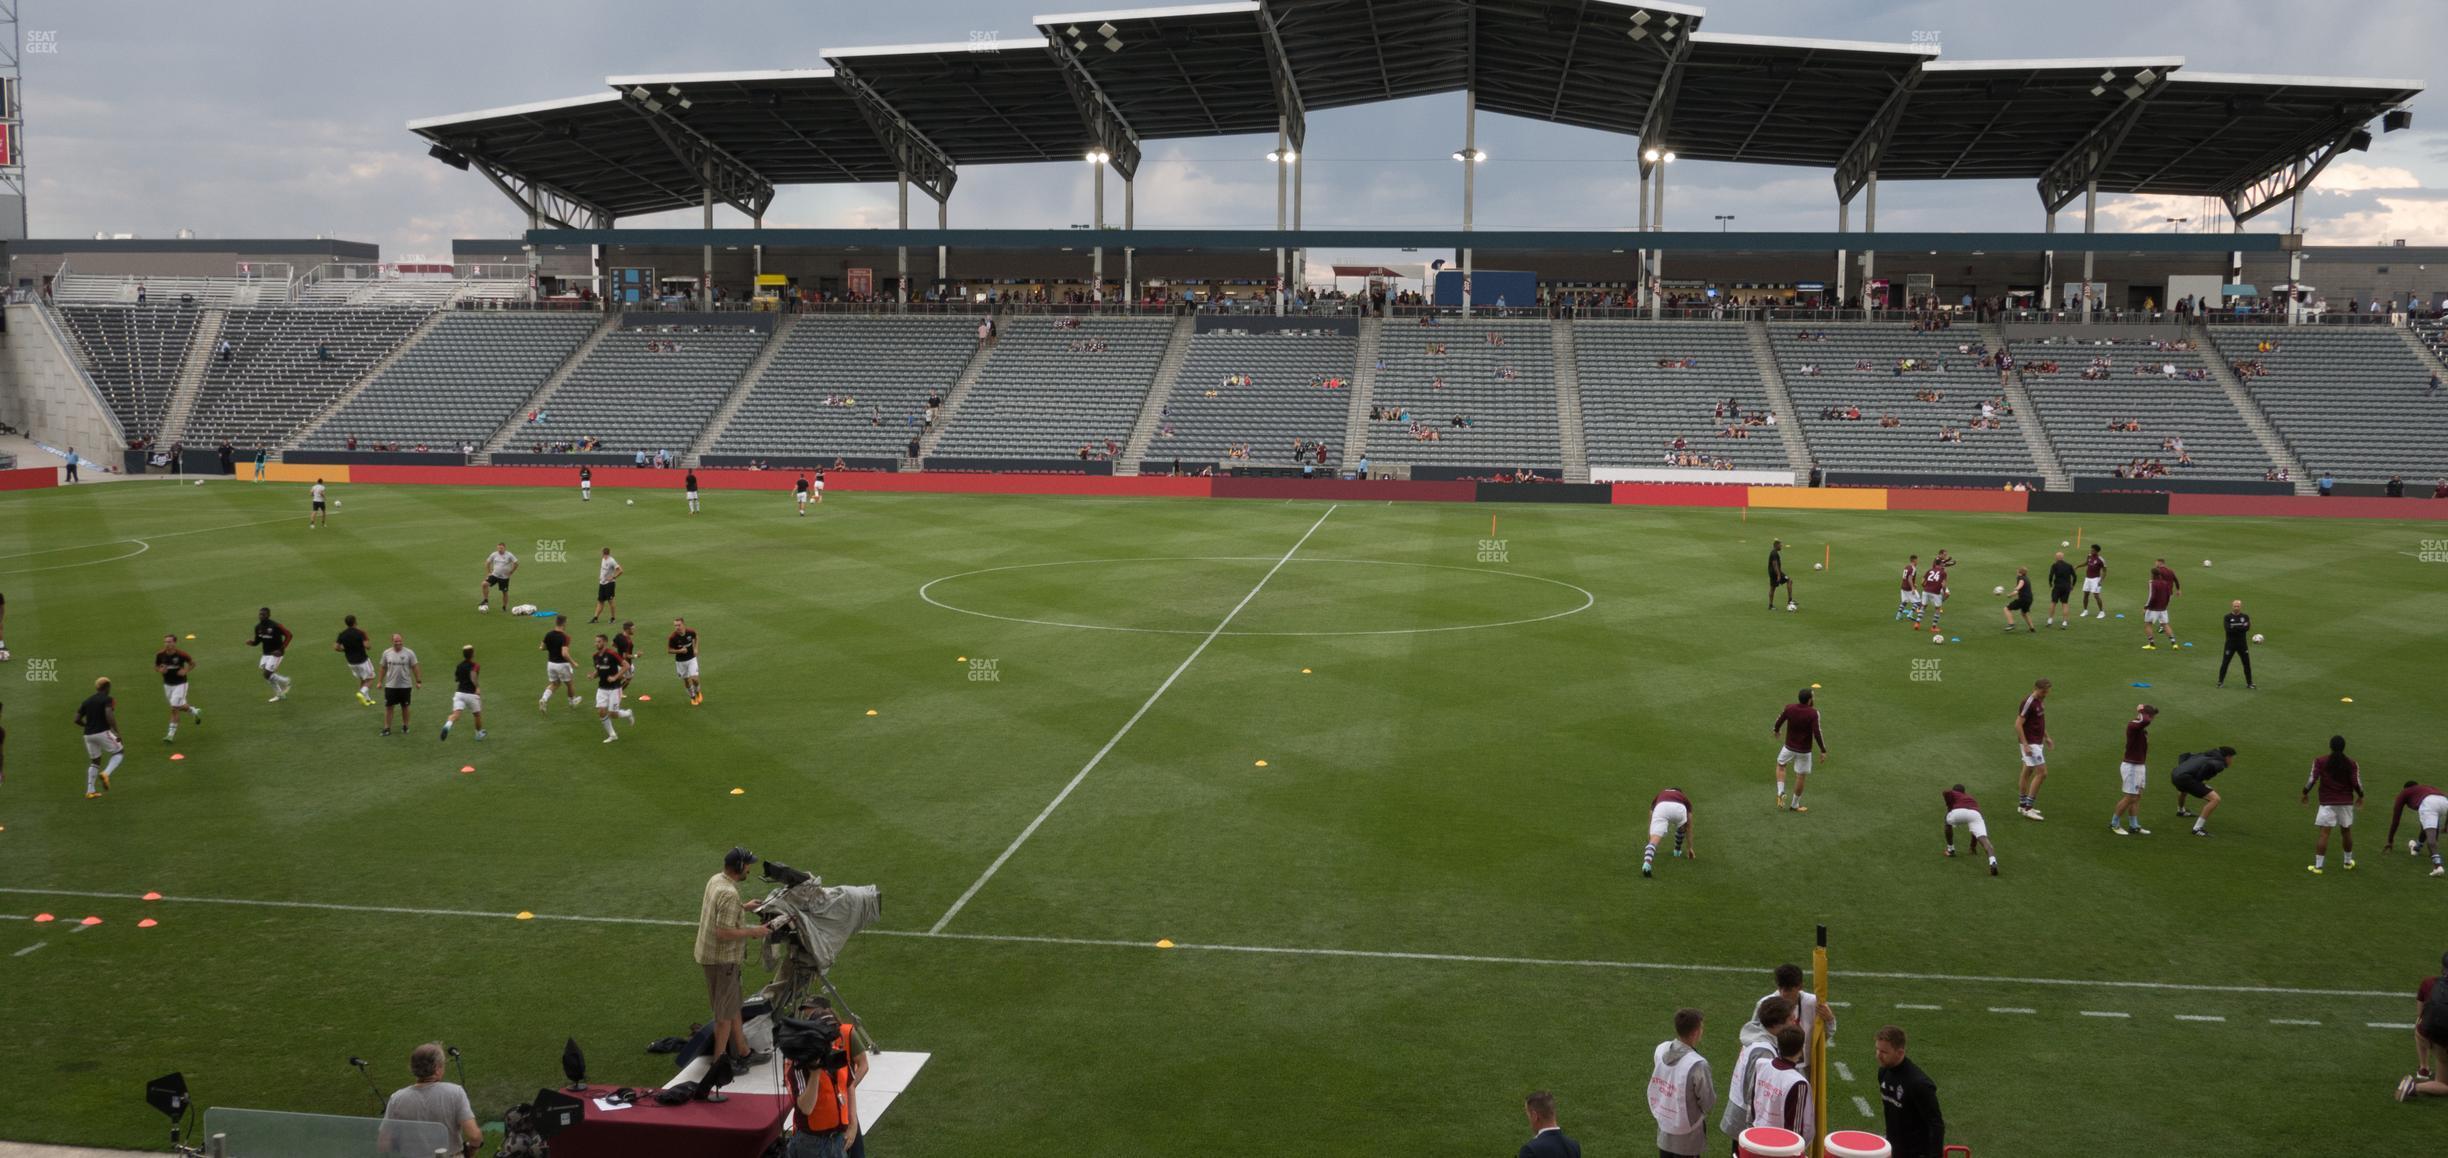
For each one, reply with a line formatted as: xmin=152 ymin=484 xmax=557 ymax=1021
xmin=183 ymin=634 xmax=196 ymax=640
xmin=865 ymin=709 xmax=878 ymax=716
xmin=730 ymin=787 xmax=745 ymax=795
xmin=957 ymin=656 xmax=967 ymax=662
xmin=1254 ymin=759 xmax=1269 ymax=767
xmin=2341 ymin=697 xmax=2354 ymax=703
xmin=1811 ymin=683 xmax=1822 ymax=689
xmin=515 ymin=911 xmax=535 ymax=920
xmin=1301 ymin=668 xmax=1312 ymax=674
xmin=1155 ymin=939 xmax=1176 ymax=949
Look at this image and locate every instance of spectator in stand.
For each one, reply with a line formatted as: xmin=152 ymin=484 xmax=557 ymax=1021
xmin=2318 ymin=471 xmax=2335 ymax=498
xmin=2387 ymin=475 xmax=2406 ymax=498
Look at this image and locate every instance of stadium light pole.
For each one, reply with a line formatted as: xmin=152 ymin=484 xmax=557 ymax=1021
xmin=1274 ymin=116 xmax=1289 ymax=316
xmin=897 ymin=173 xmax=910 ymax=313
xmin=1637 ymin=150 xmax=1652 ymax=310
xmin=1087 ymin=150 xmax=1109 ymax=302
xmin=1459 ymin=86 xmax=1477 ymax=319
xmin=2081 ymin=178 xmax=2098 ymax=324
xmin=2042 ymin=208 xmax=2056 ymax=311
xmin=701 ymin=161 xmax=715 ymax=311
xmin=1644 ymin=148 xmax=1673 ymax=320
xmin=1836 ymin=187 xmax=1849 ymax=311
xmin=1862 ymin=171 xmax=1879 ymax=315
xmin=1714 ymin=214 xmax=1735 ymax=232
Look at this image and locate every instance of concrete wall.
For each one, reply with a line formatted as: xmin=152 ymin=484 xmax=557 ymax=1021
xmin=0 ymin=302 xmax=127 ymax=453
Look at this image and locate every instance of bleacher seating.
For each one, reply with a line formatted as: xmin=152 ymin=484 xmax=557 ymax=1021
xmin=713 ymin=316 xmax=972 ymax=460
xmin=1366 ymin=319 xmax=1561 ymax=468
xmin=931 ymin=316 xmax=1171 ymax=461
xmin=301 ymin=313 xmax=599 ymax=450
xmin=55 ymin=305 xmax=200 ymax=439
xmin=2009 ymin=331 xmax=2269 ymax=480
xmin=2202 ymin=325 xmax=2448 ymax=482
xmin=185 ymin=309 xmax=430 ymax=446
xmin=524 ymin=326 xmax=766 ymax=456
xmin=51 ymin=273 xmax=272 ymax=308
xmin=1769 ymin=324 xmax=2037 ymax=477
xmin=1149 ymin=327 xmax=1356 ymax=467
xmin=1575 ymin=322 xmax=1788 ymax=471
xmin=297 ymin=278 xmax=525 ymax=308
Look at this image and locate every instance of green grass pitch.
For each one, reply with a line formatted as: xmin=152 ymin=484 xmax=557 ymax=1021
xmin=1 ymin=478 xmax=2442 ymax=1155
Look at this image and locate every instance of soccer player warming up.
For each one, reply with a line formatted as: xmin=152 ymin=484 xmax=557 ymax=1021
xmin=2112 ymin=704 xmax=2157 ymax=836
xmin=539 ymin=615 xmax=581 ymax=710
xmin=2384 ymin=781 xmax=2447 ymax=877
xmin=2302 ymin=734 xmax=2363 ymax=874
xmin=1896 ymin=554 xmax=1922 ymax=625
xmin=77 ymin=677 xmax=125 ymax=797
xmin=2013 ymin=678 xmax=2053 ymax=819
xmin=1768 ymin=539 xmax=1795 ymax=611
xmin=441 ymin=645 xmax=484 ymax=742
xmin=335 ymin=614 xmax=375 ymax=706
xmin=2396 ymin=954 xmax=2448 ymax=1102
xmin=154 ymin=635 xmax=203 ymax=741
xmin=668 ymin=617 xmax=703 ymax=706
xmin=2218 ymin=599 xmax=2255 ymax=689
xmin=2141 ymin=557 xmax=2180 ymax=649
xmin=246 ymin=607 xmax=294 ymax=702
xmin=1942 ymin=784 xmax=1998 ymax=875
xmin=1921 ymin=551 xmax=1954 ymax=634
xmin=2045 ymin=550 xmax=2076 ymax=629
xmin=2078 ymin=543 xmax=2108 ymax=619
xmin=1771 ymin=689 xmax=1828 ymax=813
xmin=684 ymin=470 xmax=700 ymax=515
xmin=1643 ymin=787 xmax=1694 ymax=878
xmin=591 ymin=634 xmax=636 ymax=743
xmin=2001 ymin=567 xmax=2036 ymax=632
xmin=2171 ymin=746 xmax=2235 ymax=835
xmin=793 ymin=473 xmax=811 ymax=515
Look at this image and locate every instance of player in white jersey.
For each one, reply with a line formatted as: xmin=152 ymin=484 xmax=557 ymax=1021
xmin=477 ymin=542 xmax=520 ymax=612
xmin=308 ymin=479 xmax=329 ymax=528
xmin=591 ymin=548 xmax=623 ymax=623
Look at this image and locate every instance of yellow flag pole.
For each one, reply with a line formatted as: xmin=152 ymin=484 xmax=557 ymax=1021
xmin=1812 ymin=924 xmax=1830 ymax=1157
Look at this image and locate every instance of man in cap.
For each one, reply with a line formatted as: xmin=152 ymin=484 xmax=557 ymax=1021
xmin=695 ymin=846 xmax=773 ymax=1071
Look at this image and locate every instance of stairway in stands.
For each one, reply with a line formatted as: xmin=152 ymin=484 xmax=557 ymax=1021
xmin=1117 ymin=313 xmax=1196 ymax=475
xmin=1338 ymin=317 xmax=1382 ymax=471
xmin=154 ymin=308 xmax=226 ymax=449
xmin=1981 ymin=321 xmax=2071 ymax=492
xmin=913 ymin=316 xmax=999 ymax=469
xmin=2189 ymin=318 xmax=2311 ymax=495
xmin=477 ymin=314 xmax=616 ymax=462
xmin=1550 ymin=318 xmax=1590 ymax=483
xmin=1744 ymin=318 xmax=1815 ymax=480
xmin=687 ymin=313 xmax=798 ymax=466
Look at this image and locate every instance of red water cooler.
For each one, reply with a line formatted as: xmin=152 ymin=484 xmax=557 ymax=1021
xmin=1736 ymin=1126 xmax=1807 ymax=1158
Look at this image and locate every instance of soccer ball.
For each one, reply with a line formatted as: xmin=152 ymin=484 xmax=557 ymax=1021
xmin=2251 ymin=633 xmax=2264 ymax=643
xmin=625 ymin=499 xmax=635 ymax=506
xmin=2202 ymin=559 xmax=2212 ymax=567
xmin=0 ymin=649 xmax=11 ymax=661
xmin=1993 ymin=585 xmax=2006 ymax=595
xmin=1930 ymin=632 xmax=1945 ymax=645
xmin=2061 ymin=540 xmax=2071 ymax=547
xmin=1813 ymin=562 xmax=1824 ymax=571
xmin=477 ymin=604 xmax=490 ymax=613
xmin=193 ymin=479 xmax=206 ymax=486
xmin=1786 ymin=601 xmax=1798 ymax=612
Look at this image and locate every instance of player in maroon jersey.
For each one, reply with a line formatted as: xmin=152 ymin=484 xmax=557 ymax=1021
xmin=1643 ymin=787 xmax=1695 ymax=878
xmin=1920 ymin=552 xmax=1954 ymax=634
xmin=2301 ymin=734 xmax=2364 ymax=874
xmin=1942 ymin=784 xmax=2000 ymax=875
xmin=2383 ymin=782 xmax=2447 ymax=876
xmin=1771 ymin=689 xmax=1829 ymax=813
xmin=1896 ymin=554 xmax=1922 ymax=625
xmin=2112 ymin=705 xmax=2157 ymax=836
xmin=2141 ymin=557 xmax=2181 ymax=649
xmin=2078 ymin=544 xmax=2109 ymax=619
xmin=2014 ymin=678 xmax=2053 ymax=820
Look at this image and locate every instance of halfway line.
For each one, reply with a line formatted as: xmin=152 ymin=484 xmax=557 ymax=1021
xmin=926 ymin=504 xmax=1339 ymax=935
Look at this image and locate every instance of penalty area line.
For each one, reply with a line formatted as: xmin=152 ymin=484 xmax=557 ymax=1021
xmin=925 ymin=504 xmax=1339 ymax=935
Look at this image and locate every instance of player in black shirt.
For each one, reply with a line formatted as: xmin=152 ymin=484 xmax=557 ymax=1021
xmin=685 ymin=471 xmax=701 ymax=515
xmin=441 ymin=644 xmax=485 ymax=741
xmin=154 ymin=635 xmax=203 ymax=740
xmin=580 ymin=465 xmax=593 ymax=502
xmin=2218 ymin=599 xmax=2256 ymax=690
xmin=334 ymin=614 xmax=375 ymax=706
xmin=668 ymin=616 xmax=703 ymax=706
xmin=539 ymin=613 xmax=580 ymax=710
xmin=614 ymin=620 xmax=637 ymax=666
xmin=2172 ymin=747 xmax=2238 ymax=835
xmin=794 ymin=474 xmax=811 ymax=516
xmin=1768 ymin=539 xmax=1795 ymax=611
xmin=2045 ymin=551 xmax=2078 ymax=629
xmin=76 ymin=677 xmax=125 ymax=797
xmin=248 ymin=606 xmax=295 ymax=702
xmin=592 ymin=634 xmax=636 ymax=743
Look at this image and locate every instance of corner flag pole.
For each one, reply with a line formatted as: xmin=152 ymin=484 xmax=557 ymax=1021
xmin=1812 ymin=923 xmax=1830 ymax=1157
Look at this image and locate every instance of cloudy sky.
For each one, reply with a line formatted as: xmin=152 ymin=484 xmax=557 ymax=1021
xmin=19 ymin=0 xmax=2448 ymax=260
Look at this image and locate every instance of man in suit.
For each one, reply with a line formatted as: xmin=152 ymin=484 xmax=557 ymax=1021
xmin=1518 ymin=1089 xmax=1581 ymax=1158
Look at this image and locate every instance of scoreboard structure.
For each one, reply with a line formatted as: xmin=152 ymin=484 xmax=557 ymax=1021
xmin=0 ymin=0 xmax=26 ymax=241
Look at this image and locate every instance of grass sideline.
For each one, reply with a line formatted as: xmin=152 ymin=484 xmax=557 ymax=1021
xmin=1 ymin=478 xmax=2442 ymax=1155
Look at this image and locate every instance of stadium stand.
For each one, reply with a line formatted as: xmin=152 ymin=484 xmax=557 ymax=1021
xmin=712 ymin=315 xmax=974 ymax=461
xmin=520 ymin=326 xmax=767 ymax=456
xmin=2008 ymin=330 xmax=2272 ymax=481
xmin=183 ymin=308 xmax=431 ymax=446
xmin=1147 ymin=327 xmax=1357 ymax=468
xmin=51 ymin=273 xmax=273 ymax=308
xmin=300 ymin=312 xmax=599 ymax=450
xmin=1575 ymin=321 xmax=1789 ymax=471
xmin=1365 ymin=318 xmax=1562 ymax=469
xmin=929 ymin=316 xmax=1171 ymax=462
xmin=1769 ymin=323 xmax=2039 ymax=478
xmin=55 ymin=304 xmax=202 ymax=439
xmin=2203 ymin=325 xmax=2448 ymax=482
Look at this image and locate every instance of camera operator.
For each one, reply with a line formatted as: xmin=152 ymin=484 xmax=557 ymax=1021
xmin=696 ymin=847 xmax=772 ymax=1071
xmin=789 ymin=996 xmax=868 ymax=1158
xmin=379 ymin=1042 xmax=481 ymax=1156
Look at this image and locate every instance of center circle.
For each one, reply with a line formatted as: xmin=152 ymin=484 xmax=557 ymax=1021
xmin=917 ymin=556 xmax=1596 ymax=637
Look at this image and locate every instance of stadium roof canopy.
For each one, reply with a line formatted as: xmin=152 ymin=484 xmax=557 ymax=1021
xmin=408 ymin=0 xmax=2421 ymax=230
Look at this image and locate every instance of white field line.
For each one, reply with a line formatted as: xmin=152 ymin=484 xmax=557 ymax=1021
xmin=0 ymin=886 xmax=2417 ymax=1000
xmin=2369 ymin=1022 xmax=2416 ymax=1030
xmin=11 ymin=942 xmax=43 ymax=956
xmin=926 ymin=504 xmax=1339 ymax=935
xmin=2081 ymin=1011 xmax=2132 ymax=1019
xmin=1895 ymin=1003 xmax=1944 ymax=1010
xmin=1850 ymin=1095 xmax=1876 ymax=1120
xmin=2269 ymin=1018 xmax=2323 ymax=1026
xmin=0 ymin=514 xmax=298 ymax=563
xmin=1987 ymin=1006 xmax=2037 ymax=1014
xmin=2174 ymin=1014 xmax=2226 ymax=1022
xmin=1833 ymin=1061 xmax=1855 ymax=1082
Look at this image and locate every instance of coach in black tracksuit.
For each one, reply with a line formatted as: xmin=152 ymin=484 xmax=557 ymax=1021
xmin=2219 ymin=600 xmax=2255 ymax=689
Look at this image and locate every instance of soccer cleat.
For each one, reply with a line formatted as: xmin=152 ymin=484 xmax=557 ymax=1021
xmin=2432 ymin=866 xmax=2445 ymax=877
xmin=380 ymin=728 xmax=391 ymax=737
xmin=2306 ymin=865 xmax=2323 ymax=875
xmin=1944 ymin=847 xmax=1956 ymax=857
xmin=2132 ymin=827 xmax=2151 ymax=836
xmin=2177 ymin=807 xmax=2196 ymax=818
xmin=438 ymin=728 xmax=449 ymax=741
xmin=2344 ymin=860 xmax=2356 ymax=871
xmin=269 ymin=694 xmax=283 ymax=703
xmin=475 ymin=730 xmax=486 ymax=741
xmin=2415 ymin=839 xmax=2425 ymax=857
xmin=98 ymin=772 xmax=111 ymax=791
xmin=1789 ymin=804 xmax=1808 ymax=814
xmin=2111 ymin=826 xmax=2129 ymax=837
xmin=1641 ymin=860 xmax=1652 ymax=878
xmin=602 ymin=733 xmax=618 ymax=744
xmin=2246 ymin=683 xmax=2256 ymax=690
xmin=1989 ymin=859 xmax=1999 ymax=876
xmin=2142 ymin=644 xmax=2157 ymax=651
xmin=2192 ymin=828 xmax=2210 ymax=837
xmin=86 ymin=791 xmax=101 ymax=799
xmin=2396 ymin=1075 xmax=2418 ymax=1103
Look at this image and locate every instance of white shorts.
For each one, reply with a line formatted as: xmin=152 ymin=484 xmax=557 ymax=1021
xmin=2082 ymin=577 xmax=2102 ymax=594
xmin=1776 ymin=748 xmax=1814 ymax=775
xmin=348 ymin=660 xmax=375 ymax=681
xmin=259 ymin=654 xmax=284 ymax=674
xmin=547 ymin=661 xmax=576 ymax=684
xmin=2020 ymin=742 xmax=2048 ymax=767
xmin=1648 ymin=800 xmax=1690 ymax=839
xmin=1946 ymin=807 xmax=1988 ymax=840
xmin=2314 ymin=804 xmax=2355 ymax=829
xmin=687 ymin=491 xmax=698 ymax=501
xmin=674 ymin=658 xmax=700 ymax=679
xmin=1924 ymin=592 xmax=1946 ymax=608
xmin=2421 ymin=796 xmax=2448 ymax=833
xmin=451 ymin=691 xmax=482 ymax=714
xmin=2118 ymin=763 xmax=2148 ymax=795
xmin=795 ymin=491 xmax=809 ymax=503
xmin=1903 ymin=590 xmax=1923 ymax=605
xmin=594 ymin=687 xmax=625 ymax=711
xmin=84 ymin=730 xmax=124 ymax=759
xmin=163 ymin=683 xmax=190 ymax=708
xmin=812 ymin=480 xmax=825 ymax=492
xmin=581 ymin=481 xmax=592 ymax=491
xmin=2143 ymin=608 xmax=2169 ymax=625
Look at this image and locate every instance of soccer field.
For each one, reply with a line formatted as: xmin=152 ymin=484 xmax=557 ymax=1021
xmin=1 ymin=478 xmax=2441 ymax=1155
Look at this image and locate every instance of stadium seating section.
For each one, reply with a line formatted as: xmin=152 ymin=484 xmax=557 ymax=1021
xmin=2203 ymin=326 xmax=2448 ymax=483
xmin=532 ymin=326 xmax=766 ymax=456
xmin=302 ymin=313 xmax=600 ymax=451
xmin=1151 ymin=327 xmax=1357 ymax=467
xmin=2009 ymin=331 xmax=2270 ymax=480
xmin=713 ymin=316 xmax=973 ymax=460
xmin=931 ymin=316 xmax=1171 ymax=461
xmin=185 ymin=309 xmax=430 ymax=447
xmin=56 ymin=305 xmax=199 ymax=439
xmin=1770 ymin=324 xmax=2038 ymax=477
xmin=51 ymin=273 xmax=272 ymax=308
xmin=1575 ymin=321 xmax=1788 ymax=471
xmin=1368 ymin=319 xmax=1561 ymax=469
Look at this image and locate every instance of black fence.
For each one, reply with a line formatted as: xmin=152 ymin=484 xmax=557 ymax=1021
xmin=283 ymin=450 xmax=469 ymax=466
xmin=921 ymin=457 xmax=1112 ymax=476
xmin=1822 ymin=470 xmax=2043 ymax=491
xmin=2070 ymin=476 xmax=2291 ymax=496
